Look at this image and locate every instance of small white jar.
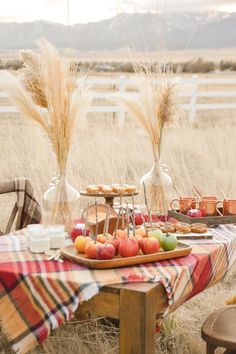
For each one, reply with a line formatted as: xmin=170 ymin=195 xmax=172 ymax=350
xmin=29 ymin=227 xmax=50 ymax=253
xmin=46 ymin=224 xmax=66 ymax=249
xmin=26 ymin=224 xmax=46 ymax=248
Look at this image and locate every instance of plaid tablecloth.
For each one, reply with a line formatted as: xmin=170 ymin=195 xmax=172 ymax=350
xmin=0 ymin=225 xmax=236 ymax=353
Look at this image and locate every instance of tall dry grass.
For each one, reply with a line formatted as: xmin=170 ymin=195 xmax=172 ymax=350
xmin=1 ymin=109 xmax=236 ymax=353
xmin=1 ymin=110 xmax=236 ymax=207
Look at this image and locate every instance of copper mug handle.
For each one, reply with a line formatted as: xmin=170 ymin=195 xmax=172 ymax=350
xmin=189 ymin=199 xmax=201 ymax=208
xmin=170 ymin=198 xmax=179 ymax=212
xmin=190 ymin=199 xmax=198 ymax=209
xmin=216 ymin=200 xmax=223 ymax=216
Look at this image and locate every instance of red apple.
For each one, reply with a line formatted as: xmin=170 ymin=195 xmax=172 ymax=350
xmin=70 ymin=223 xmax=90 ymax=241
xmin=141 ymin=238 xmax=160 ymax=255
xmin=186 ymin=209 xmax=202 ymax=218
xmin=107 ymin=238 xmax=120 ymax=255
xmin=135 ymin=235 xmax=144 ymax=249
xmin=130 ymin=210 xmax=144 ymax=225
xmin=119 ymin=238 xmax=139 ymax=257
xmin=96 ymin=243 xmax=115 ymax=260
xmin=85 ymin=241 xmax=100 ymax=259
xmin=200 ymin=208 xmax=206 ymax=217
xmin=143 ymin=213 xmax=160 ymax=222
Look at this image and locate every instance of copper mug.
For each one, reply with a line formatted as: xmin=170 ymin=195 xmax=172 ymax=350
xmin=170 ymin=197 xmax=196 ymax=214
xmin=222 ymin=199 xmax=236 ymax=216
xmin=199 ymin=198 xmax=222 ymax=216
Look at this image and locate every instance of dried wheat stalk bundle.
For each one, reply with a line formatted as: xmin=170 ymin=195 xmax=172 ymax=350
xmin=0 ymin=40 xmax=91 ymax=227
xmin=117 ymin=72 xmax=178 ymax=214
xmin=20 ymin=50 xmax=47 ymax=108
xmin=117 ymin=73 xmax=177 ymax=159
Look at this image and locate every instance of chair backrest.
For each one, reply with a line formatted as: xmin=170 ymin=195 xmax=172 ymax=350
xmin=0 ymin=179 xmax=42 ymax=235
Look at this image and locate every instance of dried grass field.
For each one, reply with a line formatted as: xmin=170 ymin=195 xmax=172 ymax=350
xmin=2 ymin=48 xmax=236 ymax=62
xmin=1 ymin=74 xmax=236 ymax=353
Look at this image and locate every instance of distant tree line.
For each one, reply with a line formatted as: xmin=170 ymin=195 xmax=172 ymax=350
xmin=1 ymin=57 xmax=236 ymax=73
xmin=0 ymin=59 xmax=23 ymax=70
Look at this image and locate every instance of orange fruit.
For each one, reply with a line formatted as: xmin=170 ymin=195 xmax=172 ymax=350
xmin=115 ymin=229 xmax=127 ymax=240
xmin=135 ymin=228 xmax=147 ymax=238
xmin=74 ymin=236 xmax=90 ymax=253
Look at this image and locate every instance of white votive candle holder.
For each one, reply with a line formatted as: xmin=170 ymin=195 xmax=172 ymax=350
xmin=26 ymin=224 xmax=46 ymax=248
xmin=29 ymin=233 xmax=50 ymax=253
xmin=46 ymin=224 xmax=66 ymax=249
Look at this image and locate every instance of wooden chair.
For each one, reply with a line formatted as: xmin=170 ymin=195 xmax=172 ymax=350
xmin=0 ymin=179 xmax=41 ymax=235
xmin=201 ymin=305 xmax=236 ymax=354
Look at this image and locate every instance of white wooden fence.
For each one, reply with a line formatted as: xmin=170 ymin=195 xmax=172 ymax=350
xmin=1 ymin=74 xmax=236 ymax=127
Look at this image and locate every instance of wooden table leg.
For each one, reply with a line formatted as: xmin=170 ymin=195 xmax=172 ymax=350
xmin=78 ymin=283 xmax=168 ymax=354
xmin=119 ymin=285 xmax=160 ymax=354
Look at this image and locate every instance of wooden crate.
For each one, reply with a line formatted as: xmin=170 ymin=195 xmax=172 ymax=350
xmin=168 ymin=208 xmax=236 ymax=227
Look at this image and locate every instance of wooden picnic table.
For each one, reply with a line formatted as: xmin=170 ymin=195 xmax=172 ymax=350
xmin=1 ymin=225 xmax=236 ymax=353
xmin=79 ymin=282 xmax=168 ymax=354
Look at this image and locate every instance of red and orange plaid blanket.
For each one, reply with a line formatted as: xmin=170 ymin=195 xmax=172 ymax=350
xmin=0 ymin=224 xmax=236 ymax=353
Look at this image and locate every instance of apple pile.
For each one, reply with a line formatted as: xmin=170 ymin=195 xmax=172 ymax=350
xmin=131 ymin=210 xmax=168 ymax=225
xmin=74 ymin=227 xmax=177 ymax=260
xmin=73 ymin=199 xmax=178 ymax=261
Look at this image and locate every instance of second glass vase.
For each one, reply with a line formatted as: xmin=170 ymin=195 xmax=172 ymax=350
xmin=140 ymin=161 xmax=173 ymax=216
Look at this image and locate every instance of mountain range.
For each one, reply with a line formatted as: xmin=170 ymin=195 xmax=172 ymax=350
xmin=0 ymin=11 xmax=235 ymax=51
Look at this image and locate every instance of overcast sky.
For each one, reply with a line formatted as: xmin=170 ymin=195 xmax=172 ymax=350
xmin=0 ymin=0 xmax=235 ymax=24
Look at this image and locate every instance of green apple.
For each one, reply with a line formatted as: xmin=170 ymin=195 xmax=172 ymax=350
xmin=148 ymin=229 xmax=163 ymax=243
xmin=160 ymin=233 xmax=177 ymax=251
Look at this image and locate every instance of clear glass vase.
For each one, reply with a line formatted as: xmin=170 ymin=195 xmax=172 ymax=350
xmin=140 ymin=161 xmax=173 ymax=217
xmin=43 ymin=174 xmax=80 ymax=233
